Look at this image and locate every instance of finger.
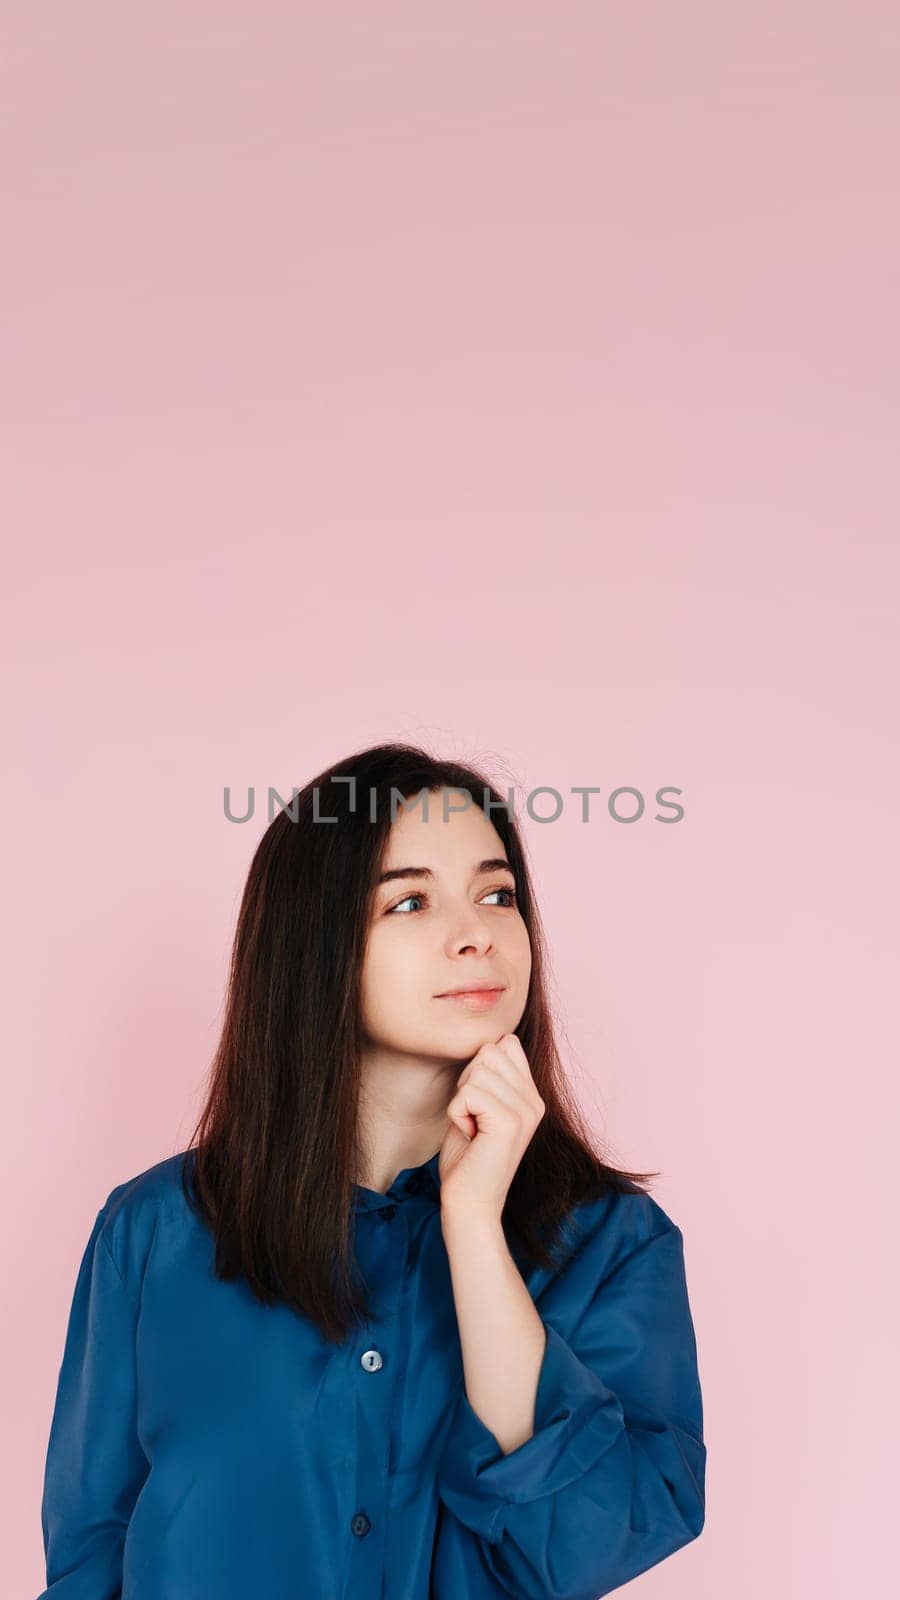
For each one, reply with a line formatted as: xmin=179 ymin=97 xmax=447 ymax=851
xmin=477 ymin=1038 xmax=532 ymax=1091
xmin=461 ymin=1043 xmax=522 ymax=1093
xmin=496 ymin=1032 xmax=530 ymax=1073
xmin=450 ymin=1075 xmax=526 ymax=1124
xmin=472 ymin=1039 xmax=544 ymax=1118
xmin=458 ymin=1062 xmax=528 ymax=1113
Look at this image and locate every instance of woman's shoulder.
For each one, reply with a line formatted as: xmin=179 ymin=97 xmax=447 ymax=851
xmin=95 ymin=1147 xmax=196 ymax=1276
xmin=559 ymin=1181 xmax=683 ymax=1282
xmin=101 ymin=1145 xmax=194 ymax=1218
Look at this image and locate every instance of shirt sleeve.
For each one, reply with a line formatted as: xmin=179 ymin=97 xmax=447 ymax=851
xmin=37 ymin=1204 xmax=150 ymax=1599
xmin=435 ymin=1218 xmax=706 ymax=1600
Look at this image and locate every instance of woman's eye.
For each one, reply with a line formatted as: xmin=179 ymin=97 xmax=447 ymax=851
xmin=389 ymin=893 xmax=427 ymax=915
xmin=482 ymin=887 xmax=517 ymax=907
xmin=386 ymin=886 xmax=516 ymax=915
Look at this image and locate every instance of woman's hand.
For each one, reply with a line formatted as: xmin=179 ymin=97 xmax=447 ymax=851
xmin=438 ymin=1032 xmax=545 ymax=1221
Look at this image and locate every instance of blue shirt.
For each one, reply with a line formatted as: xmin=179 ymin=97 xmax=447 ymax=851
xmin=38 ymin=1146 xmax=706 ymax=1600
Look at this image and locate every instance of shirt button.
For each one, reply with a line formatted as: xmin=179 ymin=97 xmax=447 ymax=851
xmin=381 ymin=1204 xmax=396 ymax=1221
xmin=350 ymin=1512 xmax=371 ymax=1537
xmin=360 ymin=1348 xmax=383 ymax=1371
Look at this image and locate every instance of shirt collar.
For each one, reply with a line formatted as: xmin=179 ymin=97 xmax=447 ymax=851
xmin=352 ymin=1146 xmax=442 ymax=1213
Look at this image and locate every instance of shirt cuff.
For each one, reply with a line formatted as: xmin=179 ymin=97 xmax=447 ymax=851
xmin=436 ymin=1319 xmax=626 ymax=1545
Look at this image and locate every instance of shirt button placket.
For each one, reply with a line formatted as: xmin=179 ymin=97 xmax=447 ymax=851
xmin=348 ymin=1198 xmax=408 ymax=1590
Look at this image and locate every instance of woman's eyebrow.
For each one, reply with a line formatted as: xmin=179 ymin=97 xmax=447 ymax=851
xmin=376 ymin=857 xmax=514 ymax=885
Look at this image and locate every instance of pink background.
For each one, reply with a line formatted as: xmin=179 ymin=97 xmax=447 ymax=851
xmin=4 ymin=4 xmax=898 ymax=1595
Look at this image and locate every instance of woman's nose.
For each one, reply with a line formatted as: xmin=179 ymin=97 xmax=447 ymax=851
xmin=447 ymin=913 xmax=495 ymax=954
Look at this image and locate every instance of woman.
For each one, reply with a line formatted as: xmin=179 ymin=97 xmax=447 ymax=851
xmin=37 ymin=742 xmax=706 ymax=1600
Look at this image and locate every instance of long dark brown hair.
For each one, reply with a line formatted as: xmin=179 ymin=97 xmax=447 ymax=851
xmin=181 ymin=742 xmax=657 ymax=1344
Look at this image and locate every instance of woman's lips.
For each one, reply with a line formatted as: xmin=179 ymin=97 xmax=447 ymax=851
xmin=436 ymin=988 xmax=505 ymax=1011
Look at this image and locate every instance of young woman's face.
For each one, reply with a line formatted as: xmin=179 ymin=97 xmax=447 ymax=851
xmin=360 ymin=790 xmax=533 ymax=1066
